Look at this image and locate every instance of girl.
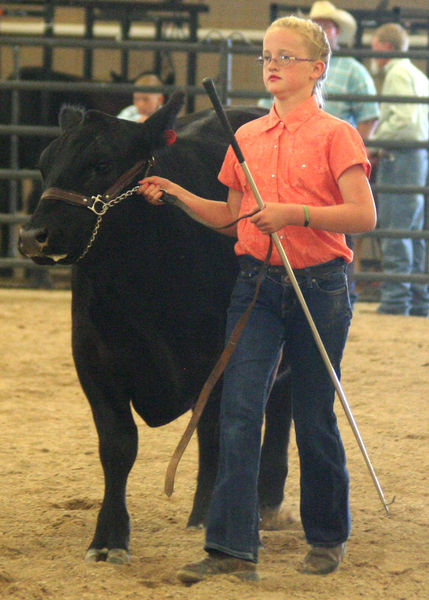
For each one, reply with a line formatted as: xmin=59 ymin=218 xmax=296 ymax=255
xmin=139 ymin=15 xmax=376 ymax=582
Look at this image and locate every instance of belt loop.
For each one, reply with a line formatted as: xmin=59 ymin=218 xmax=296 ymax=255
xmin=304 ymin=267 xmax=313 ymax=287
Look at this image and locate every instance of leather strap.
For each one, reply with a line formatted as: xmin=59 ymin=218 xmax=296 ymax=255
xmin=40 ymin=159 xmax=148 ymax=209
xmin=164 ymin=238 xmax=273 ymax=497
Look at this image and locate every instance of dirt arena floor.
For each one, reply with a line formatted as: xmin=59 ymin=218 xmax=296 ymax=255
xmin=0 ymin=288 xmax=428 ymax=600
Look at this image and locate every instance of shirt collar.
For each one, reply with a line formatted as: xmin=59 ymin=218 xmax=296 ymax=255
xmin=263 ymin=95 xmax=320 ymax=133
xmin=384 ymin=58 xmax=411 ymax=74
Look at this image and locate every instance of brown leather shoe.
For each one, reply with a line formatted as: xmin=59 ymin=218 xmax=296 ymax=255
xmin=177 ymin=553 xmax=259 ymax=584
xmin=298 ymin=543 xmax=346 ymax=575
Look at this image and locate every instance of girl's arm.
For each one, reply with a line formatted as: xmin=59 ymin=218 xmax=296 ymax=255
xmin=138 ymin=176 xmax=243 ymax=237
xmin=250 ymin=164 xmax=376 ymax=234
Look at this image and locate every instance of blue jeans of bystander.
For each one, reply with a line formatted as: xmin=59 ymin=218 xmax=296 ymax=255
xmin=376 ymin=148 xmax=429 ymax=315
xmin=204 ymin=255 xmax=352 ymax=562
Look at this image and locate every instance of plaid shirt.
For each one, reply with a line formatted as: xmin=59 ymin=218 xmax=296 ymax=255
xmin=323 ymin=56 xmax=380 ymax=128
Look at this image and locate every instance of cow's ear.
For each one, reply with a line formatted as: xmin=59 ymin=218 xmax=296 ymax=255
xmin=140 ymin=89 xmax=185 ymax=149
xmin=59 ymin=106 xmax=84 ymax=132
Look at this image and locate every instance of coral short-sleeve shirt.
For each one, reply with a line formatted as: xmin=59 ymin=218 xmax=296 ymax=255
xmin=218 ymin=96 xmax=370 ymax=268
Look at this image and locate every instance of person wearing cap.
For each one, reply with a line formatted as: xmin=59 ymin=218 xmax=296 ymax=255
xmin=370 ymin=23 xmax=429 ymax=316
xmin=310 ymin=2 xmax=379 ymax=305
xmin=309 ymin=1 xmax=379 ymax=139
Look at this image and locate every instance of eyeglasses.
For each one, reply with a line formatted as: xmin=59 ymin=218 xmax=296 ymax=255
xmin=257 ymin=55 xmax=316 ymax=67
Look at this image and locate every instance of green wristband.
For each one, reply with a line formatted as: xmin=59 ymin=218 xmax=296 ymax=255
xmin=303 ymin=205 xmax=310 ymax=227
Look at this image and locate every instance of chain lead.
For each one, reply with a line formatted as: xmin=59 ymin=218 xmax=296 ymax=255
xmin=77 ymin=156 xmax=153 ymax=261
xmin=77 ymin=185 xmax=142 ymax=261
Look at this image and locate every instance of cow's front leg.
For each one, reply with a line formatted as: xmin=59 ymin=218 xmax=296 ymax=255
xmin=72 ymin=291 xmax=138 ymax=563
xmin=84 ymin=401 xmax=138 ymax=564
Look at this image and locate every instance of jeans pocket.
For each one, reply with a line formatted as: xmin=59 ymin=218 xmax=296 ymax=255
xmin=311 ymin=271 xmax=348 ymax=297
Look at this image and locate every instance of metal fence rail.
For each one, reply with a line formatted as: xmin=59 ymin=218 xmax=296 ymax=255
xmin=0 ymin=35 xmax=428 ymax=289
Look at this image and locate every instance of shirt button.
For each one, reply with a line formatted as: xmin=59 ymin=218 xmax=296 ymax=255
xmin=280 ymin=235 xmax=284 ymax=239
xmin=274 ymin=144 xmax=278 ymax=149
xmin=271 ymin=174 xmax=276 ymax=178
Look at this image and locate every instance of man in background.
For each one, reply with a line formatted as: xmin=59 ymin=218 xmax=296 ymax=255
xmin=370 ymin=23 xmax=429 ymax=316
xmin=309 ymin=1 xmax=379 ymax=139
xmin=311 ymin=2 xmax=379 ymax=303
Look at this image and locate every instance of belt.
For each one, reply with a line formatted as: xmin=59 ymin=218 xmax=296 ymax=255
xmin=239 ymin=256 xmax=346 ymax=278
xmin=266 ymin=258 xmax=345 ymax=278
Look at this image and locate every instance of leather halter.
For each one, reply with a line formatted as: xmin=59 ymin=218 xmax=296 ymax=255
xmin=40 ymin=158 xmax=152 ymax=215
xmin=40 ymin=158 xmax=153 ymax=261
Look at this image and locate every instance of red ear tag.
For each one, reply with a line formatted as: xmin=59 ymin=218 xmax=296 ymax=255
xmin=164 ymin=129 xmax=177 ymax=145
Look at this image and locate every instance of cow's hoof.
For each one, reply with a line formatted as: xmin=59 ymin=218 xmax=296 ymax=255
xmin=106 ymin=548 xmax=130 ymax=564
xmin=260 ymin=505 xmax=298 ymax=530
xmin=85 ymin=547 xmax=108 ymax=562
xmin=187 ymin=523 xmax=204 ymax=531
xmin=85 ymin=547 xmax=130 ymax=564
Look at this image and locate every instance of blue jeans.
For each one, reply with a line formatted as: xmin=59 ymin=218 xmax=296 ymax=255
xmin=377 ymin=148 xmax=429 ymax=315
xmin=205 ymin=255 xmax=352 ymax=562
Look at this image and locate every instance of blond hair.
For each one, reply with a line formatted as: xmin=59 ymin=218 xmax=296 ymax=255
xmin=134 ymin=73 xmax=163 ymax=89
xmin=374 ymin=23 xmax=409 ymax=51
xmin=266 ymin=15 xmax=331 ymax=107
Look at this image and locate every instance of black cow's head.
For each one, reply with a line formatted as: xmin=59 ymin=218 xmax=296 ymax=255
xmin=18 ymin=90 xmax=184 ymax=265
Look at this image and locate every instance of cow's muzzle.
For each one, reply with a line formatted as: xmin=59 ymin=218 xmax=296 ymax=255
xmin=18 ymin=226 xmax=66 ymax=263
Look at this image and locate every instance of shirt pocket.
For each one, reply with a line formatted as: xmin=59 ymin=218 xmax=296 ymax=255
xmin=287 ymin=147 xmax=332 ymax=193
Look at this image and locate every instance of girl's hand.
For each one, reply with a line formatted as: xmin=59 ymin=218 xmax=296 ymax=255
xmin=250 ymin=203 xmax=289 ymax=234
xmin=138 ymin=176 xmax=180 ymax=205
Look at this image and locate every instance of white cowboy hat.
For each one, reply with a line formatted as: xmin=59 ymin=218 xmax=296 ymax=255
xmin=309 ymin=1 xmax=357 ymax=46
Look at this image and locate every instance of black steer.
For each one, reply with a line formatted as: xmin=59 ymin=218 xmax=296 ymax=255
xmin=19 ymin=91 xmax=292 ymax=563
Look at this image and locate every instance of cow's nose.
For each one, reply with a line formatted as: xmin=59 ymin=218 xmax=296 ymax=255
xmin=18 ymin=226 xmax=49 ymax=257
